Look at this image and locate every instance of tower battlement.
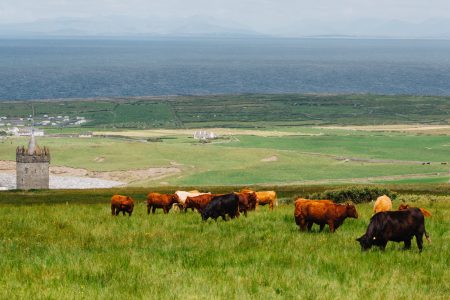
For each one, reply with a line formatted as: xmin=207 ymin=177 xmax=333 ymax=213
xmin=16 ymin=146 xmax=50 ymax=163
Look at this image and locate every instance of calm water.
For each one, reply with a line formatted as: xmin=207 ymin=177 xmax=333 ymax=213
xmin=1 ymin=38 xmax=450 ymax=100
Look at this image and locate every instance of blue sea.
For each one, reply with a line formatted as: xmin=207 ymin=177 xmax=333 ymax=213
xmin=1 ymin=38 xmax=450 ymax=100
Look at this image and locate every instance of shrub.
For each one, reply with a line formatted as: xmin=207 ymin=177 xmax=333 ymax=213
xmin=307 ymin=186 xmax=397 ymax=204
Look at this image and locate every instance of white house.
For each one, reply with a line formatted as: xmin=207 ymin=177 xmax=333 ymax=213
xmin=10 ymin=127 xmax=45 ymax=136
xmin=193 ymin=130 xmax=217 ymax=140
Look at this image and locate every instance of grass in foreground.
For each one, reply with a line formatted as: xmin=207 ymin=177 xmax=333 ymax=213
xmin=0 ymin=197 xmax=449 ymax=299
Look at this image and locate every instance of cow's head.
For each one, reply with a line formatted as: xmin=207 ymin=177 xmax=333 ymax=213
xmin=346 ymin=203 xmax=358 ymax=219
xmin=356 ymin=234 xmax=372 ymax=251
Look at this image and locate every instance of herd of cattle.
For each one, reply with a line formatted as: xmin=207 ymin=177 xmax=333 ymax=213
xmin=111 ymin=189 xmax=276 ymax=220
xmin=111 ymin=191 xmax=431 ymax=252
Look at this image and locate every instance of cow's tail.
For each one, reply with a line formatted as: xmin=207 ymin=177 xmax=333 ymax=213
xmin=419 ymin=208 xmax=432 ymax=217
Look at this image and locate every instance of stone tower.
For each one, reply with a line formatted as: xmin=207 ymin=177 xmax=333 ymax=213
xmin=16 ymin=133 xmax=50 ymax=190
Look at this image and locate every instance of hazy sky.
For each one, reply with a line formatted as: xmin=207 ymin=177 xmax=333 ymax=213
xmin=1 ymin=0 xmax=450 ymax=36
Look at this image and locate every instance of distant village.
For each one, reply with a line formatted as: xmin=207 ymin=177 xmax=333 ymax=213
xmin=0 ymin=114 xmax=88 ymax=136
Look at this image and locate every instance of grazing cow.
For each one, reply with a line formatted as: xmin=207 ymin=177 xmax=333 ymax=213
xmin=240 ymin=189 xmax=258 ymax=210
xmin=235 ymin=192 xmax=258 ymax=217
xmin=398 ymin=204 xmax=432 ymax=217
xmin=202 ymin=193 xmax=240 ymax=221
xmin=111 ymin=195 xmax=134 ymax=216
xmin=254 ymin=191 xmax=278 ymax=210
xmin=184 ymin=194 xmax=216 ymax=214
xmin=294 ymin=198 xmax=334 ymax=231
xmin=356 ymin=208 xmax=430 ymax=252
xmin=174 ymin=190 xmax=211 ymax=211
xmin=373 ymin=195 xmax=392 ymax=214
xmin=295 ymin=200 xmax=358 ymax=232
xmin=146 ymin=193 xmax=178 ymax=214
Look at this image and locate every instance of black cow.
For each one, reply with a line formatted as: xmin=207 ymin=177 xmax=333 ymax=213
xmin=201 ymin=193 xmax=240 ymax=221
xmin=356 ymin=208 xmax=430 ymax=252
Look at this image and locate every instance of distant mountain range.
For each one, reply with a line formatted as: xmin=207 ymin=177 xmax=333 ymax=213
xmin=1 ymin=16 xmax=450 ymax=39
xmin=0 ymin=16 xmax=265 ymax=38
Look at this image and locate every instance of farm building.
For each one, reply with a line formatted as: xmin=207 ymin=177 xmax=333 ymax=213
xmin=193 ymin=130 xmax=217 ymax=140
xmin=7 ymin=127 xmax=44 ymax=137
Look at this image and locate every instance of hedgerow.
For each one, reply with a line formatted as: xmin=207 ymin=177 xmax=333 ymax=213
xmin=307 ymin=186 xmax=397 ymax=204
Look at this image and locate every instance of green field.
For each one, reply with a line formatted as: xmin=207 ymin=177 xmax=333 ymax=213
xmin=0 ymin=194 xmax=448 ymax=299
xmin=1 ymin=94 xmax=450 ymax=128
xmin=2 ymin=127 xmax=449 ymax=186
xmin=1 ymin=95 xmax=450 ymax=299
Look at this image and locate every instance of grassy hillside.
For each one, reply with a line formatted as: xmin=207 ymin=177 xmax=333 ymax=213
xmin=0 ymin=196 xmax=448 ymax=299
xmin=1 ymin=94 xmax=450 ymax=128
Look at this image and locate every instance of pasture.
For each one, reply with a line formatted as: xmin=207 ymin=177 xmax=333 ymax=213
xmin=0 ymin=194 xmax=449 ymax=299
xmin=1 ymin=126 xmax=450 ymax=186
xmin=1 ymin=94 xmax=450 ymax=129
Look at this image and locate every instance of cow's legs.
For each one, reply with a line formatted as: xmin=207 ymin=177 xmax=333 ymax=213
xmin=147 ymin=205 xmax=151 ymax=215
xmin=319 ymin=223 xmax=325 ymax=232
xmin=128 ymin=210 xmax=132 ymax=216
xmin=299 ymin=218 xmax=307 ymax=231
xmin=152 ymin=207 xmax=156 ymax=214
xmin=115 ymin=209 xmax=120 ymax=216
xmin=328 ymin=221 xmax=335 ymax=233
xmin=122 ymin=210 xmax=125 ymax=216
xmin=379 ymin=241 xmax=387 ymax=251
xmin=163 ymin=206 xmax=169 ymax=214
xmin=307 ymin=222 xmax=314 ymax=231
xmin=111 ymin=206 xmax=116 ymax=216
xmin=415 ymin=234 xmax=423 ymax=253
xmin=403 ymin=239 xmax=412 ymax=250
xmin=269 ymin=201 xmax=273 ymax=211
xmin=221 ymin=214 xmax=227 ymax=221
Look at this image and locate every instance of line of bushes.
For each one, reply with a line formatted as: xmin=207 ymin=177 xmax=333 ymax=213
xmin=306 ymin=186 xmax=397 ymax=204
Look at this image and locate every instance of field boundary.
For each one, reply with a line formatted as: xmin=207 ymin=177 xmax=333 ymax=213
xmin=1 ymin=183 xmax=449 ymax=205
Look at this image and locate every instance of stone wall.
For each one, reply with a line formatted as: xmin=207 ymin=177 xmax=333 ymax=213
xmin=16 ymin=162 xmax=49 ymax=190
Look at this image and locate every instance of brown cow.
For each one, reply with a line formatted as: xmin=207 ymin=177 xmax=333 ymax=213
xmin=235 ymin=192 xmax=257 ymax=217
xmin=398 ymin=204 xmax=432 ymax=217
xmin=184 ymin=194 xmax=216 ymax=214
xmin=373 ymin=195 xmax=392 ymax=214
xmin=240 ymin=189 xmax=258 ymax=210
xmin=294 ymin=198 xmax=334 ymax=231
xmin=174 ymin=190 xmax=211 ymax=212
xmin=256 ymin=191 xmax=278 ymax=210
xmin=295 ymin=200 xmax=358 ymax=232
xmin=147 ymin=193 xmax=178 ymax=214
xmin=111 ymin=195 xmax=134 ymax=216
xmin=241 ymin=189 xmax=277 ymax=211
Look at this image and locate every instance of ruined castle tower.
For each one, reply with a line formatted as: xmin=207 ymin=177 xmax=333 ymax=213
xmin=16 ymin=134 xmax=50 ymax=190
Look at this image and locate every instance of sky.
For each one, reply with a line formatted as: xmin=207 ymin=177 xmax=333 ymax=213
xmin=1 ymin=0 xmax=450 ymax=37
